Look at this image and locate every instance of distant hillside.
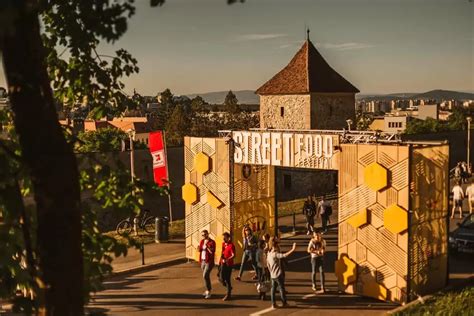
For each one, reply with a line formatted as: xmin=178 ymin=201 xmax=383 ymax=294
xmin=187 ymin=90 xmax=259 ymax=105
xmin=412 ymin=89 xmax=474 ymax=101
xmin=358 ymin=89 xmax=474 ymax=101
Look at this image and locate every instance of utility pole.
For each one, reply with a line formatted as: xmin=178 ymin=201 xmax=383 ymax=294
xmin=467 ymin=117 xmax=472 ymax=171
xmin=127 ymin=129 xmax=135 ymax=183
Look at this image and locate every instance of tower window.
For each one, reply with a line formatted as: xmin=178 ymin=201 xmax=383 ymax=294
xmin=280 ymin=106 xmax=284 ymax=117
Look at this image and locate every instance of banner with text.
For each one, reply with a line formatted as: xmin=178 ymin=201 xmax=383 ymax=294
xmin=232 ymin=131 xmax=340 ymax=170
xmin=149 ymin=131 xmax=168 ymax=186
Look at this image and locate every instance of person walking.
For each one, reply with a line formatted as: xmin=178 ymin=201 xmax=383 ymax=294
xmin=302 ymin=196 xmax=316 ymax=235
xmin=317 ymin=196 xmax=331 ymax=234
xmin=256 ymin=240 xmax=268 ymax=300
xmin=235 ymin=225 xmax=258 ymax=281
xmin=220 ymin=232 xmax=236 ymax=301
xmin=451 ymin=181 xmax=464 ymax=219
xmin=197 ymin=230 xmax=216 ymax=299
xmin=307 ymin=232 xmax=326 ymax=293
xmin=266 ymin=237 xmax=296 ymax=309
xmin=465 ymin=181 xmax=474 ymax=214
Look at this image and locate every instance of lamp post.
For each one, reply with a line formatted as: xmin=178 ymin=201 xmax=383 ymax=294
xmin=126 ymin=129 xmax=136 ymax=183
xmin=346 ymin=119 xmax=353 ymax=131
xmin=467 ymin=117 xmax=472 ymax=172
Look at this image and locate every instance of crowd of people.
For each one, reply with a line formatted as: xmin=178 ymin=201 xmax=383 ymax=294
xmin=454 ymin=161 xmax=472 ymax=184
xmin=196 ymin=196 xmax=332 ymax=309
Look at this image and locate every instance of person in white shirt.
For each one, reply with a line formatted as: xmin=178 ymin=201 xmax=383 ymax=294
xmin=307 ymin=232 xmax=326 ymax=293
xmin=465 ymin=181 xmax=474 ymax=214
xmin=451 ymin=182 xmax=464 ymax=219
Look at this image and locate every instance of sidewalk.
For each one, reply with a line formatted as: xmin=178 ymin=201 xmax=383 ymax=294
xmin=111 ymin=239 xmax=186 ymax=276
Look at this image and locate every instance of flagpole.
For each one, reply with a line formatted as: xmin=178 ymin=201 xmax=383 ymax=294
xmin=162 ymin=130 xmax=173 ymax=222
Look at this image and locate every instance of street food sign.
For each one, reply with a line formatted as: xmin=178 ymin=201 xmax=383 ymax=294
xmin=232 ymin=131 xmax=340 ymax=170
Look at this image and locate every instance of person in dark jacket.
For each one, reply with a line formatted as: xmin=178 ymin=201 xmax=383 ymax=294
xmin=235 ymin=225 xmax=258 ymax=281
xmin=303 ymin=196 xmax=316 ymax=235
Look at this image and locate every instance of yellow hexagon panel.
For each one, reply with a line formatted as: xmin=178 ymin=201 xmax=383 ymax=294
xmin=362 ymin=280 xmax=388 ymax=301
xmin=194 ymin=152 xmax=211 ymax=175
xmin=364 ymin=162 xmax=388 ymax=192
xmin=335 ymin=255 xmax=357 ymax=286
xmin=207 ymin=191 xmax=223 ymax=209
xmin=347 ymin=208 xmax=368 ymax=229
xmin=384 ymin=204 xmax=408 ymax=234
xmin=182 ymin=183 xmax=198 ymax=205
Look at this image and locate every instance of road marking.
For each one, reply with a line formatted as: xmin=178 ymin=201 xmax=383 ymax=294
xmin=288 ymin=255 xmax=310 ymax=263
xmin=249 ymin=306 xmax=275 ymax=316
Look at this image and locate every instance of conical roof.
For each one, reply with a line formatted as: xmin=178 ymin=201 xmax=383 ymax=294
xmin=256 ymin=40 xmax=359 ymax=95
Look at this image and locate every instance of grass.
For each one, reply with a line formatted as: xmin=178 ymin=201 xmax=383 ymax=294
xmin=277 ymin=198 xmax=306 ymax=217
xmin=394 ymin=286 xmax=473 ymax=316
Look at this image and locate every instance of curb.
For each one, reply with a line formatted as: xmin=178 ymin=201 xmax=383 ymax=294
xmin=386 ymin=276 xmax=474 ymax=315
xmin=107 ymin=257 xmax=187 ymax=279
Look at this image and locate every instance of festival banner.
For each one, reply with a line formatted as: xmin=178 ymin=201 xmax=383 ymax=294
xmin=149 ymin=131 xmax=168 ymax=186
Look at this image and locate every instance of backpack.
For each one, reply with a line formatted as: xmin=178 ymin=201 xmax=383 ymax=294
xmin=325 ymin=204 xmax=333 ymax=216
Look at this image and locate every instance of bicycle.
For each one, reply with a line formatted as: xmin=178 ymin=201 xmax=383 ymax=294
xmin=116 ymin=209 xmax=156 ymax=236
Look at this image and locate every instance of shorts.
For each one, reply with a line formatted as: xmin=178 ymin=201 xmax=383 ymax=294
xmin=454 ymin=199 xmax=462 ymax=207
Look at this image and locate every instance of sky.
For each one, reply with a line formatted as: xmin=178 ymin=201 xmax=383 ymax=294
xmin=0 ymin=0 xmax=473 ymax=95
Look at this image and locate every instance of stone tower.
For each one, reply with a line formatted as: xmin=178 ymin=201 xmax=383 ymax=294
xmin=256 ymin=39 xmax=359 ymax=130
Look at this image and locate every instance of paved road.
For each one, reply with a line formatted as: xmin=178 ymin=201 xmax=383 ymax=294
xmin=90 ymin=199 xmax=473 ymax=315
xmin=89 ymin=222 xmax=397 ymax=316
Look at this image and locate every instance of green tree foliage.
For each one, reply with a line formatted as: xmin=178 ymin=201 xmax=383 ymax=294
xmin=165 ymin=105 xmax=191 ymax=146
xmin=76 ymin=128 xmax=127 ymax=153
xmin=447 ymin=107 xmax=469 ymax=131
xmin=223 ymin=90 xmax=240 ymax=114
xmin=191 ymin=95 xmax=208 ymax=113
xmin=356 ymin=110 xmax=373 ymax=131
xmin=404 ymin=108 xmax=473 ymax=135
xmin=0 ymin=0 xmax=239 ymax=313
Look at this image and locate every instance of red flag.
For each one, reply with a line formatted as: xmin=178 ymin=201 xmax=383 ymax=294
xmin=149 ymin=131 xmax=168 ymax=186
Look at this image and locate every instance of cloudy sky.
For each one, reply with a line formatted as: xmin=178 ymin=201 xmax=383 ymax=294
xmin=0 ymin=0 xmax=473 ymax=95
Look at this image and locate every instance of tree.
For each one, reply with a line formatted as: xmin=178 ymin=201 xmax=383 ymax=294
xmin=448 ymin=107 xmax=470 ymax=131
xmin=191 ymin=95 xmax=208 ymax=113
xmin=0 ymin=0 xmax=239 ymax=313
xmin=223 ymin=90 xmax=240 ymax=114
xmin=165 ymin=105 xmax=191 ymax=146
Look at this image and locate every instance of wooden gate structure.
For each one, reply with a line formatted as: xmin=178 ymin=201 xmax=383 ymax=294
xmin=182 ymin=129 xmax=449 ymax=304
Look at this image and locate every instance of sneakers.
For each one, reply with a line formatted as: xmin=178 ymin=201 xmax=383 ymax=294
xmin=312 ymin=285 xmax=317 ymax=291
xmin=205 ymin=293 xmax=212 ymax=299
xmin=234 ymin=276 xmax=241 ymax=281
xmin=306 ymin=231 xmax=310 ymax=235
xmin=203 ymin=290 xmax=209 ymax=297
xmin=222 ymin=294 xmax=231 ymax=301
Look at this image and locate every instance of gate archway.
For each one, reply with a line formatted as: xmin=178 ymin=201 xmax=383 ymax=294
xmin=182 ymin=129 xmax=449 ymax=304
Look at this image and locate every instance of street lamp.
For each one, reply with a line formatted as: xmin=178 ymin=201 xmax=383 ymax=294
xmin=346 ymin=119 xmax=353 ymax=131
xmin=126 ymin=128 xmax=136 ymax=183
xmin=467 ymin=117 xmax=472 ymax=173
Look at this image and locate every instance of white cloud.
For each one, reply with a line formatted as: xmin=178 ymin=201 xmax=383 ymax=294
xmin=316 ymin=42 xmax=374 ymax=51
xmin=235 ymin=33 xmax=287 ymax=41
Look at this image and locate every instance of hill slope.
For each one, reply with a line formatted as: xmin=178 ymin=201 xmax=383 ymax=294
xmin=187 ymin=90 xmax=258 ymax=104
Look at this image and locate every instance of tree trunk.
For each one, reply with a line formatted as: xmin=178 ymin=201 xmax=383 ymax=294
xmin=1 ymin=2 xmax=84 ymax=315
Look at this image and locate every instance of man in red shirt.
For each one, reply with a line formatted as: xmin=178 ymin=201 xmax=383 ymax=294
xmin=197 ymin=230 xmax=216 ymax=299
xmin=220 ymin=232 xmax=235 ymax=301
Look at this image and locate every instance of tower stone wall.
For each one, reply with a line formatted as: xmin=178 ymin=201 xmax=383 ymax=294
xmin=311 ymin=93 xmax=356 ymax=130
xmin=259 ymin=93 xmax=355 ymax=130
xmin=260 ymin=94 xmax=311 ymax=129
